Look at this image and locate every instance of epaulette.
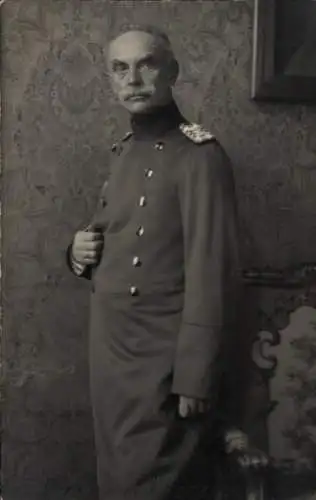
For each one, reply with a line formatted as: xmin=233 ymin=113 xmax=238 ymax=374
xmin=179 ymin=122 xmax=215 ymax=144
xmin=111 ymin=131 xmax=133 ymax=153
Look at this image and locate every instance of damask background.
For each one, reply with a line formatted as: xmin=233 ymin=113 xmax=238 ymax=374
xmin=2 ymin=1 xmax=316 ymax=499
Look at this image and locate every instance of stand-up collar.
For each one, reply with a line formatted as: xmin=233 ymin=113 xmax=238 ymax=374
xmin=130 ymin=100 xmax=184 ymax=140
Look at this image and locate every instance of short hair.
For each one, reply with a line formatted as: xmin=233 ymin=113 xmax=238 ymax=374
xmin=109 ymin=24 xmax=176 ymax=63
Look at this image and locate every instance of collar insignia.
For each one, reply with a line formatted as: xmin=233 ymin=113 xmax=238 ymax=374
xmin=122 ymin=131 xmax=133 ymax=142
xmin=111 ymin=131 xmax=133 ymax=154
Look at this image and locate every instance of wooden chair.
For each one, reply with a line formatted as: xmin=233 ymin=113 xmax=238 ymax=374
xmin=219 ymin=262 xmax=316 ymax=500
xmin=216 ymin=428 xmax=270 ymax=500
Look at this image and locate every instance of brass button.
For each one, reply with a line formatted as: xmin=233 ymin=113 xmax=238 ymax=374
xmin=139 ymin=196 xmax=146 ymax=207
xmin=145 ymin=169 xmax=154 ymax=178
xmin=132 ymin=256 xmax=141 ymax=267
xmin=136 ymin=226 xmax=144 ymax=236
xmin=130 ymin=286 xmax=138 ymax=296
xmin=155 ymin=142 xmax=164 ymax=151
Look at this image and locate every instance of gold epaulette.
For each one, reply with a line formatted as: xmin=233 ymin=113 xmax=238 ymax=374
xmin=179 ymin=122 xmax=215 ymax=144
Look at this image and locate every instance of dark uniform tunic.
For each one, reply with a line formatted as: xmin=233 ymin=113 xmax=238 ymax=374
xmin=67 ymin=101 xmax=242 ymax=500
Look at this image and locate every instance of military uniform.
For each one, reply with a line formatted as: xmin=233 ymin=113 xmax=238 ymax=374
xmin=67 ymin=100 xmax=242 ymax=500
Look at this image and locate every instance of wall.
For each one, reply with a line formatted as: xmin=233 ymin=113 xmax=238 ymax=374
xmin=2 ymin=1 xmax=316 ymax=499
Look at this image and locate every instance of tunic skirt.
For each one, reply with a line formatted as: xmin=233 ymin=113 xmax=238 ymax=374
xmin=89 ymin=290 xmax=219 ymax=500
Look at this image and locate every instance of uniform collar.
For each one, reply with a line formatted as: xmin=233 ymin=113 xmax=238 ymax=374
xmin=130 ymin=100 xmax=184 ymax=140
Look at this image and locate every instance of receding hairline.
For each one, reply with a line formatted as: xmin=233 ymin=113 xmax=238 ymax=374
xmin=108 ymin=24 xmax=175 ymax=60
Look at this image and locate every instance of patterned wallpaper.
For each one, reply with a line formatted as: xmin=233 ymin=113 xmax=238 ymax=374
xmin=2 ymin=1 xmax=316 ymax=498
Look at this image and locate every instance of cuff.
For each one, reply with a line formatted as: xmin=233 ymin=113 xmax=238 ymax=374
xmin=67 ymin=245 xmax=88 ymax=277
xmin=71 ymin=257 xmax=87 ymax=276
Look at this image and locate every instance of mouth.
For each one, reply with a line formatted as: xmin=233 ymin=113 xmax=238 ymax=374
xmin=126 ymin=94 xmax=150 ymax=102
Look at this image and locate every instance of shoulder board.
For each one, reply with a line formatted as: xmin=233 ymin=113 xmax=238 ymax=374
xmin=111 ymin=131 xmax=133 ymax=153
xmin=179 ymin=122 xmax=215 ymax=144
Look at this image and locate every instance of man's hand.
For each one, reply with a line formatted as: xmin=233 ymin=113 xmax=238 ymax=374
xmin=178 ymin=396 xmax=211 ymax=418
xmin=72 ymin=224 xmax=104 ymax=266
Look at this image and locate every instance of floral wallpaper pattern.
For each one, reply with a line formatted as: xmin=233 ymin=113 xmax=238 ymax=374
xmin=2 ymin=1 xmax=316 ymax=498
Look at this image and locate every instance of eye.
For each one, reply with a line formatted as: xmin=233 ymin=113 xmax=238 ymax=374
xmin=139 ymin=57 xmax=158 ymax=71
xmin=112 ymin=61 xmax=128 ymax=74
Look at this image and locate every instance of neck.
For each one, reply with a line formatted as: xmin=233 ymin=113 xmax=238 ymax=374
xmin=130 ymin=99 xmax=184 ymax=140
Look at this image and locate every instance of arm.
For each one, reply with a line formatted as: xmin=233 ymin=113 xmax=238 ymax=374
xmin=172 ymin=141 xmax=242 ymax=401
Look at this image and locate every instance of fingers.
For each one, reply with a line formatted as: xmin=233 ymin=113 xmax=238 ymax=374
xmin=86 ymin=223 xmax=105 ymax=233
xmin=179 ymin=397 xmax=197 ymax=418
xmin=76 ymin=247 xmax=103 ymax=264
xmin=82 ymin=250 xmax=100 ymax=260
xmin=178 ymin=396 xmax=190 ymax=418
xmin=76 ymin=240 xmax=104 ymax=251
xmin=72 ymin=230 xmax=104 ymax=265
xmin=82 ymin=231 xmax=104 ymax=242
xmin=178 ymin=396 xmax=210 ymax=418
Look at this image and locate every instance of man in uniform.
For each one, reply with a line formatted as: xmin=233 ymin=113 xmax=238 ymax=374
xmin=67 ymin=25 xmax=250 ymax=500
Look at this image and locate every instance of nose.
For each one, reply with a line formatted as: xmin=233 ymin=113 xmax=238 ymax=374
xmin=127 ymin=65 xmax=141 ymax=86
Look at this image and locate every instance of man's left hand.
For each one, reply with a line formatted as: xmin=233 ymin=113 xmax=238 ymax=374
xmin=178 ymin=396 xmax=211 ymax=418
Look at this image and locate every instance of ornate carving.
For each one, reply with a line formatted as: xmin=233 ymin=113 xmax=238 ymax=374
xmin=252 ymin=330 xmax=279 ymax=375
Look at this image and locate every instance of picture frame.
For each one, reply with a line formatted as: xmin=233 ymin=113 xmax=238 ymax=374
xmin=251 ymin=0 xmax=316 ymax=103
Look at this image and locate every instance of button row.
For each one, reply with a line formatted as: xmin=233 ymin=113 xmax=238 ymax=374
xmin=130 ymin=164 xmax=156 ymax=297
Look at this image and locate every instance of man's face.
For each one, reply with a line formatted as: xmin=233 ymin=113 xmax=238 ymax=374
xmin=108 ymin=31 xmax=177 ymax=114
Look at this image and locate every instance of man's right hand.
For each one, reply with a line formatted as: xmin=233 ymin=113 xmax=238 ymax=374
xmin=72 ymin=225 xmax=104 ymax=266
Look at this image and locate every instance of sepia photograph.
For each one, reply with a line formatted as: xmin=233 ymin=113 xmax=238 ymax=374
xmin=1 ymin=1 xmax=316 ymax=500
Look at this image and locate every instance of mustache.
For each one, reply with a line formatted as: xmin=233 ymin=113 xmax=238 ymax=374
xmin=123 ymin=91 xmax=152 ymax=100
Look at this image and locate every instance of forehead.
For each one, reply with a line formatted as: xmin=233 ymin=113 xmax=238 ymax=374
xmin=108 ymin=31 xmax=164 ymax=62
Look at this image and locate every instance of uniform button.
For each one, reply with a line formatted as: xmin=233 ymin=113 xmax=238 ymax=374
xmin=136 ymin=226 xmax=144 ymax=236
xmin=130 ymin=286 xmax=138 ymax=296
xmin=139 ymin=196 xmax=146 ymax=207
xmin=132 ymin=256 xmax=141 ymax=267
xmin=155 ymin=142 xmax=164 ymax=151
xmin=101 ymin=199 xmax=107 ymax=207
xmin=145 ymin=169 xmax=154 ymax=178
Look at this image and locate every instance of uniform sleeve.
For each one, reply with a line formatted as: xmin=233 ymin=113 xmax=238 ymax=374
xmin=171 ymin=141 xmax=242 ymax=400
